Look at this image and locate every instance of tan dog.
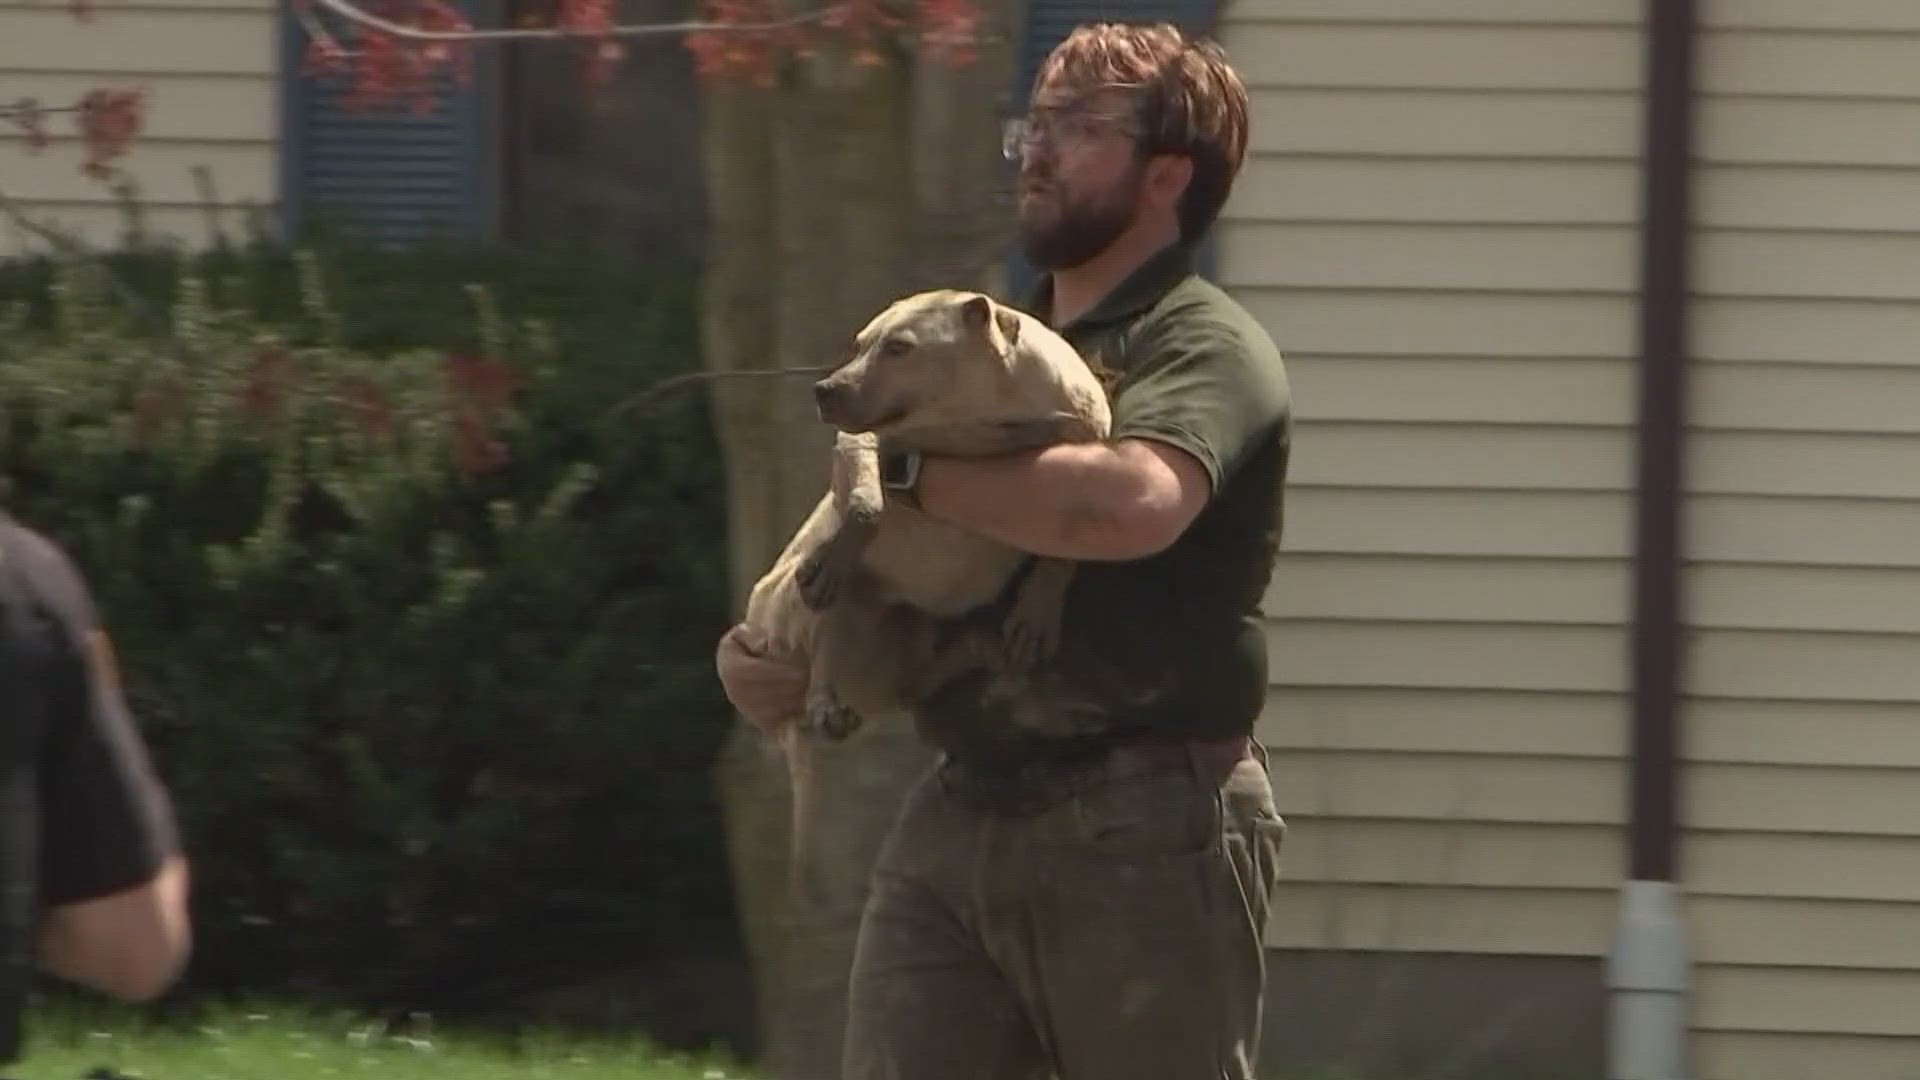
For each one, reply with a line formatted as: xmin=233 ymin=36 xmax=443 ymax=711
xmin=741 ymin=288 xmax=1112 ymax=741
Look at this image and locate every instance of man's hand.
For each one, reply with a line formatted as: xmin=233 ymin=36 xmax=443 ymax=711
xmin=37 ymin=855 xmax=192 ymax=1003
xmin=715 ymin=623 xmax=809 ymax=735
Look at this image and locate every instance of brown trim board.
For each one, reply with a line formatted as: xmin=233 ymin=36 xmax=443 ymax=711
xmin=1630 ymin=0 xmax=1697 ymax=884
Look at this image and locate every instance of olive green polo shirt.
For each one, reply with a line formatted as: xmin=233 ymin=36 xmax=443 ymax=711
xmin=916 ymin=240 xmax=1292 ymax=764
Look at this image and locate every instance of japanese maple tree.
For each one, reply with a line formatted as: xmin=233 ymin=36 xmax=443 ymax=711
xmin=3 ymin=0 xmax=984 ymax=178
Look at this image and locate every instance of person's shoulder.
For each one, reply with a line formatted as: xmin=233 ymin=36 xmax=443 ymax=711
xmin=1140 ymin=275 xmax=1284 ymax=366
xmin=2 ymin=513 xmax=73 ymax=579
xmin=1154 ymin=279 xmax=1292 ymax=427
xmin=0 ymin=514 xmax=92 ymax=621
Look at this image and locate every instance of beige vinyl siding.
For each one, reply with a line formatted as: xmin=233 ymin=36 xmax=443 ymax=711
xmin=0 ymin=0 xmax=279 ymax=256
xmin=1215 ymin=0 xmax=1642 ymax=959
xmin=1688 ymin=2 xmax=1920 ymax=1077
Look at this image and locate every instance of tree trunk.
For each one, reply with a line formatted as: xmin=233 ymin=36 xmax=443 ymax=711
xmin=701 ymin=78 xmax=795 ymax=1053
xmin=760 ymin=52 xmax=944 ymax=1080
xmin=906 ymin=0 xmax=1026 ymax=294
xmin=704 ymin=3 xmax=1023 ymax=1073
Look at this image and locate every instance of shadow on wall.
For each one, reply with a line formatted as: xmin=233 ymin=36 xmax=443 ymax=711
xmin=1261 ymin=950 xmax=1606 ymax=1080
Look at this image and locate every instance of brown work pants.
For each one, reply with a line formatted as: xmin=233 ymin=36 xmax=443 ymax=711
xmin=842 ymin=739 xmax=1287 ymax=1080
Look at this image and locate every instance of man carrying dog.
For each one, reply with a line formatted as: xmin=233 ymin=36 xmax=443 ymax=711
xmin=0 ymin=511 xmax=193 ymax=1071
xmin=716 ymin=21 xmax=1291 ymax=1080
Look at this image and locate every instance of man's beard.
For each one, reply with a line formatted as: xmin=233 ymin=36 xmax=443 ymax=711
xmin=1017 ymin=161 xmax=1145 ymax=272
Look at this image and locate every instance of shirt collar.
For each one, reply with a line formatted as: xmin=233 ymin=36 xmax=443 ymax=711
xmin=1023 ymin=239 xmax=1199 ymax=332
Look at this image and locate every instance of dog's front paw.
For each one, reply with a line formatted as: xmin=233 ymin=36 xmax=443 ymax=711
xmin=797 ymin=549 xmax=843 ymax=610
xmin=1002 ymin=559 xmax=1074 ymax=672
xmin=1003 ymin=607 xmax=1061 ymax=672
xmin=798 ymin=523 xmax=876 ymax=611
xmin=1003 ymin=578 xmax=1067 ymax=671
xmin=843 ymin=482 xmax=883 ymax=528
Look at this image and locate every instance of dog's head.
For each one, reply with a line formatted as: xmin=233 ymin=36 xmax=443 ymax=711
xmin=811 ymin=290 xmax=1027 ymax=436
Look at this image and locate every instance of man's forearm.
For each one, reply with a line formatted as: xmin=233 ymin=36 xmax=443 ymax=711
xmin=38 ymin=855 xmax=192 ymax=1003
xmin=911 ymin=439 xmax=1187 ymax=561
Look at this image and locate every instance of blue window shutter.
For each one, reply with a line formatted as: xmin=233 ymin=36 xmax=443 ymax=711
xmin=278 ymin=3 xmax=502 ymax=248
xmin=1004 ymin=0 xmax=1229 ymax=301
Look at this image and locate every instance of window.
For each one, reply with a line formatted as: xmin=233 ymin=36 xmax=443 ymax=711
xmin=278 ymin=3 xmax=505 ymax=248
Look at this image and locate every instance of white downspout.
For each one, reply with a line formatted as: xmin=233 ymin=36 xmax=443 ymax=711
xmin=1606 ymin=880 xmax=1690 ymax=1079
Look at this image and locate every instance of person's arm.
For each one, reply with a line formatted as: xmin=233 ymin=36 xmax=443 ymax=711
xmin=908 ymin=317 xmax=1289 ymax=561
xmin=37 ymin=856 xmax=191 ymax=1003
xmin=906 ymin=439 xmax=1203 ymax=562
xmin=19 ymin=528 xmax=191 ymax=1003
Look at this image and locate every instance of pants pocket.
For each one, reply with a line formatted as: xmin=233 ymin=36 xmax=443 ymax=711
xmin=1066 ymin=767 xmax=1217 ymax=861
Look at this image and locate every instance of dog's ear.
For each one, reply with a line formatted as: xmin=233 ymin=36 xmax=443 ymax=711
xmin=994 ymin=305 xmax=1022 ymax=352
xmin=960 ymin=293 xmax=1021 ymax=363
xmin=960 ymin=293 xmax=994 ymax=330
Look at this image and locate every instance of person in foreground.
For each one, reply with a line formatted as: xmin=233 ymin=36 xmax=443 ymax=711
xmin=0 ymin=511 xmax=192 ymax=1070
xmin=716 ymin=20 xmax=1291 ymax=1080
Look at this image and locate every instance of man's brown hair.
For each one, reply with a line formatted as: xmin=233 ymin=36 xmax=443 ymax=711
xmin=1033 ymin=21 xmax=1251 ymax=242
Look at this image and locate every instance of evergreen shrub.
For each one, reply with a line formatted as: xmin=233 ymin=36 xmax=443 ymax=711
xmin=0 ymin=238 xmax=741 ymax=1020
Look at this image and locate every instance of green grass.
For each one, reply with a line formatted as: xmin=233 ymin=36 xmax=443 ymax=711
xmin=7 ymin=997 xmax=1597 ymax=1080
xmin=10 ymin=999 xmax=758 ymax=1080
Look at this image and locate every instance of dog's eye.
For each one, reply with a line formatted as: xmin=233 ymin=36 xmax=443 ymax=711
xmin=880 ymin=337 xmax=913 ymax=358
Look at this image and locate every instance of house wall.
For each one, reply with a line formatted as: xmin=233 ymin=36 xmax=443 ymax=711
xmin=1217 ymin=1 xmax=1920 ymax=1076
xmin=1212 ymin=0 xmax=1643 ymax=1072
xmin=1685 ymin=2 xmax=1920 ymax=1077
xmin=1217 ymin=0 xmax=1643 ymax=957
xmin=0 ymin=0 xmax=279 ymax=257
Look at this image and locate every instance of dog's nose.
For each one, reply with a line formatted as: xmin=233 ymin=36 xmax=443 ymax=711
xmin=813 ymin=381 xmax=844 ymax=409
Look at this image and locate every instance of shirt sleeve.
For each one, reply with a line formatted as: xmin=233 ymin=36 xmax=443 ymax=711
xmin=1108 ymin=314 xmax=1292 ymax=497
xmin=16 ymin=527 xmax=181 ymax=905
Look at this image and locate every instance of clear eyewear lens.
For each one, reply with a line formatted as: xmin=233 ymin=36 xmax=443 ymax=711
xmin=1001 ymin=118 xmax=1031 ymax=162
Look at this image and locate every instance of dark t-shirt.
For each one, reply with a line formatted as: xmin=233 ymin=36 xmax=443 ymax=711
xmin=917 ymin=241 xmax=1292 ymax=764
xmin=1 ymin=514 xmax=179 ymax=904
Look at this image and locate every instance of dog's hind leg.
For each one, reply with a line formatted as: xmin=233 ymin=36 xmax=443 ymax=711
xmin=801 ymin=633 xmax=864 ymax=741
xmin=800 ymin=587 xmax=900 ymax=741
